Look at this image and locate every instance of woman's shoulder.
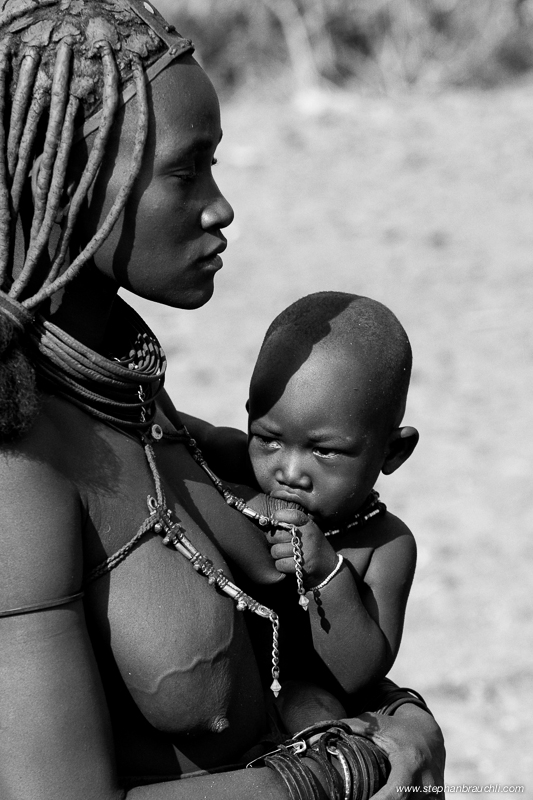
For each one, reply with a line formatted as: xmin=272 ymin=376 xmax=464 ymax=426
xmin=0 ymin=397 xmax=95 ymax=611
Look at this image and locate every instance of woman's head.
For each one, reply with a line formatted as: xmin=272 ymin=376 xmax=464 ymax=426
xmin=0 ymin=0 xmax=232 ymax=440
xmin=0 ymin=0 xmax=203 ymax=310
xmin=81 ymin=56 xmax=233 ymax=309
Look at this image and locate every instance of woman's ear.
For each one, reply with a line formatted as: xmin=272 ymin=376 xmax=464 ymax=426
xmin=381 ymin=426 xmax=419 ymax=475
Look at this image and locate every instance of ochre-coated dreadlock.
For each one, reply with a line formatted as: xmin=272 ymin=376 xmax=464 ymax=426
xmin=0 ymin=0 xmax=184 ymax=442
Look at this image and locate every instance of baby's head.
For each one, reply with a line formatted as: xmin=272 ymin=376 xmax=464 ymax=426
xmin=248 ymin=292 xmax=418 ymax=529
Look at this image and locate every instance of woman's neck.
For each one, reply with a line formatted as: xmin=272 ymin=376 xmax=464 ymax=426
xmin=45 ymin=265 xmax=119 ymax=353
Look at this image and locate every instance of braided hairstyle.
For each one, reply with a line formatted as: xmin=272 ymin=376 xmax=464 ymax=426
xmin=0 ymin=0 xmax=188 ymax=442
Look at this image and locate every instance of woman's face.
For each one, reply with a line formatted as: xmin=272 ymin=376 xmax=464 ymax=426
xmin=83 ymin=57 xmax=234 ymax=309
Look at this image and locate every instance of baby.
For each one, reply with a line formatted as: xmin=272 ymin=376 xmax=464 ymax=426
xmin=182 ymin=291 xmax=419 ymax=732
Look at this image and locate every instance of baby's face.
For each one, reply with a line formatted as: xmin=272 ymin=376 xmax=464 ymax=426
xmin=248 ymin=349 xmax=390 ymax=529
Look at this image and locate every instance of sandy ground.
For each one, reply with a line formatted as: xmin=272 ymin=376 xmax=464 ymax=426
xmin=123 ymin=78 xmax=533 ymax=796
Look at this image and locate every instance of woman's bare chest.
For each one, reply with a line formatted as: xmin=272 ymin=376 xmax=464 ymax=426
xmin=79 ymin=431 xmax=269 ymax=750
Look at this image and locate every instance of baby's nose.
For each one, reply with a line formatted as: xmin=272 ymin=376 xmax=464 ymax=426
xmin=275 ymin=454 xmax=311 ymax=489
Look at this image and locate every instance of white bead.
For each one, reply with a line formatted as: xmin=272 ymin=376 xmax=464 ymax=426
xmin=151 ymin=424 xmax=163 ymax=440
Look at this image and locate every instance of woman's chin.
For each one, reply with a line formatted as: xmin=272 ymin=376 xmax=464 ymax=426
xmin=144 ymin=281 xmax=216 ymax=310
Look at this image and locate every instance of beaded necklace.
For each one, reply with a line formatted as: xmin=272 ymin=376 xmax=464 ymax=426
xmin=323 ymin=490 xmax=386 ymax=537
xmin=33 ymin=301 xmax=282 ymax=695
xmin=30 ymin=297 xmax=166 ymax=433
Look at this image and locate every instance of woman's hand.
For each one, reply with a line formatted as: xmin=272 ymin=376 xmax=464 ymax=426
xmin=266 ymin=508 xmax=339 ymax=586
xmin=345 ymin=705 xmax=446 ymax=799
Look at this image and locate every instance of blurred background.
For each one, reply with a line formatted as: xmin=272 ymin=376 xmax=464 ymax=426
xmin=125 ymin=1 xmax=533 ymax=794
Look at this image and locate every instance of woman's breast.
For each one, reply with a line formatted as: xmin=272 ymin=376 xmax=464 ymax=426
xmin=81 ymin=433 xmax=270 ymax=762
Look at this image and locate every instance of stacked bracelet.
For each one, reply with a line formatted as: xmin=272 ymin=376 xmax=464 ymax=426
xmin=248 ymin=720 xmax=390 ymax=800
xmin=264 ymin=746 xmax=322 ymax=800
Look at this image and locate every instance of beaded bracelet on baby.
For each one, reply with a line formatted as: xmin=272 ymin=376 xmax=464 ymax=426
xmin=293 ymin=553 xmax=345 ymax=611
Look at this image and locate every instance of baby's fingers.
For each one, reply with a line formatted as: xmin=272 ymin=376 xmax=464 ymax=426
xmin=270 ymin=542 xmax=296 ymax=573
xmin=271 ymin=555 xmax=297 ymax=575
xmin=265 ymin=528 xmax=292 ymax=545
xmin=272 ymin=508 xmax=309 ymax=528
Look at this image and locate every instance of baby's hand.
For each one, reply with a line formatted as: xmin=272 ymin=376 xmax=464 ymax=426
xmin=268 ymin=508 xmax=338 ymax=587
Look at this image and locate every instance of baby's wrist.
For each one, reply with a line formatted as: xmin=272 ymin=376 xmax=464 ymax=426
xmin=304 ymin=553 xmax=344 ymax=590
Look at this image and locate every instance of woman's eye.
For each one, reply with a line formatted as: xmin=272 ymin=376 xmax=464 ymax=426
xmin=176 ymin=170 xmax=197 ymax=183
xmin=173 ymin=157 xmax=217 ymax=182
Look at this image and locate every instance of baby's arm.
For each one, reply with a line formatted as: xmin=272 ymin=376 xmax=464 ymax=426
xmin=267 ymin=510 xmax=416 ymax=695
xmin=174 ymin=411 xmax=256 ymax=485
xmin=274 ymin=680 xmax=347 ymax=735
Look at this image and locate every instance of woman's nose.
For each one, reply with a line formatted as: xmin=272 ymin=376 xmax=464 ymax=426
xmin=275 ymin=454 xmax=311 ymax=490
xmin=201 ymin=186 xmax=234 ymax=230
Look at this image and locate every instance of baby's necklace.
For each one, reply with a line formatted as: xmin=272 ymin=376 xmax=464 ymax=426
xmin=323 ymin=490 xmax=386 ymax=537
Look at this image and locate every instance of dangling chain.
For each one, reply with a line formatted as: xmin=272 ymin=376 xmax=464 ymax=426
xmin=290 ymin=527 xmax=309 ymax=610
xmin=145 ymin=434 xmax=283 ymax=696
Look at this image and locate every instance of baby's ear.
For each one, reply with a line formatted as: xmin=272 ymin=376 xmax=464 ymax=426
xmin=381 ymin=426 xmax=419 ymax=475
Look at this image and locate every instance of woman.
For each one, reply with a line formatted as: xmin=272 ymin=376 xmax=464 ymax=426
xmin=0 ymin=1 xmax=444 ymax=797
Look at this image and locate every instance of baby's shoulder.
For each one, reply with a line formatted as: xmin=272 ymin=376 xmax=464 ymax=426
xmin=334 ymin=510 xmax=416 ymax=583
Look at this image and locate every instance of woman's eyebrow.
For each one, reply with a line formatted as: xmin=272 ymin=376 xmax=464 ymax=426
xmin=163 ymin=130 xmax=223 ymax=163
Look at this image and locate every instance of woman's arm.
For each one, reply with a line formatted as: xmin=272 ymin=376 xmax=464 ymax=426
xmin=347 ymin=703 xmax=445 ymax=799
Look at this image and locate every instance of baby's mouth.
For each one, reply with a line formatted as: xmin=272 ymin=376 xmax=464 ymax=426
xmin=267 ymin=492 xmax=308 ymax=514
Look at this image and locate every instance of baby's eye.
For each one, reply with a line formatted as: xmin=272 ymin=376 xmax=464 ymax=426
xmin=253 ymin=434 xmax=281 ymax=450
xmin=313 ymin=447 xmax=339 ymax=459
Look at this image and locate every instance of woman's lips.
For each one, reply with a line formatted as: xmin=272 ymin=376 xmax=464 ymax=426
xmin=200 ymin=254 xmax=223 ymax=271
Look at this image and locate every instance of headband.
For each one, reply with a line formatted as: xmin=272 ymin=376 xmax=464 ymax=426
xmin=77 ymin=0 xmax=195 ymax=142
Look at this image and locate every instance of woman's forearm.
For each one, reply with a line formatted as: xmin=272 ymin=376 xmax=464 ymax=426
xmin=128 ymin=763 xmax=329 ymax=800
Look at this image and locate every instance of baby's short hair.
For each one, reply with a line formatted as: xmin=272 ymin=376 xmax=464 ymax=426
xmin=253 ymin=291 xmax=412 ymax=429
